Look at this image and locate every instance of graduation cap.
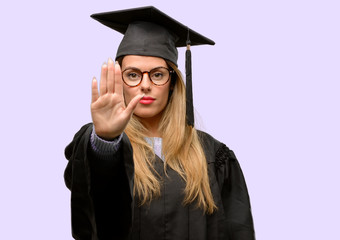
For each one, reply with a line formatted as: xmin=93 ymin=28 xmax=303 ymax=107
xmin=91 ymin=6 xmax=215 ymax=127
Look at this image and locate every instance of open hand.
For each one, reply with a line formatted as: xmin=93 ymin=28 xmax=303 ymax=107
xmin=91 ymin=58 xmax=143 ymax=140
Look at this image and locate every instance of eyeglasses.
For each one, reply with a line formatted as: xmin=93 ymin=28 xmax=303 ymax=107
xmin=122 ymin=67 xmax=174 ymax=87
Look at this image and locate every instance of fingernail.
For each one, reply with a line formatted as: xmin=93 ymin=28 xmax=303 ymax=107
xmin=108 ymin=58 xmax=113 ymax=63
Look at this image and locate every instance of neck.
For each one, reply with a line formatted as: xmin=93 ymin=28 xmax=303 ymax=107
xmin=137 ymin=112 xmax=163 ymax=137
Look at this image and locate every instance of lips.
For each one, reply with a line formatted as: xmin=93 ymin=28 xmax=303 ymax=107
xmin=140 ymin=96 xmax=155 ymax=105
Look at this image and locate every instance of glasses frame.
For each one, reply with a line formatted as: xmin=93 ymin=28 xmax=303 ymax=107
xmin=122 ymin=67 xmax=174 ymax=87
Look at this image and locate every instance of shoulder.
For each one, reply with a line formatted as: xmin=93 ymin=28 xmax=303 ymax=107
xmin=197 ymin=130 xmax=236 ymax=164
xmin=197 ymin=130 xmax=222 ymax=153
xmin=65 ymin=123 xmax=93 ymax=160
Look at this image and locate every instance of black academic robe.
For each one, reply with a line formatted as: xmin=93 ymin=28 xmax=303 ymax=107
xmin=64 ymin=123 xmax=255 ymax=240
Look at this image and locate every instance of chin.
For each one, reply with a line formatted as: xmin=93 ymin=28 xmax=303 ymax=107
xmin=134 ymin=108 xmax=163 ymax=120
xmin=134 ymin=112 xmax=159 ymax=119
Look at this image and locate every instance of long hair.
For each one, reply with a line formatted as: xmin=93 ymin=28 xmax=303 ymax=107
xmin=122 ymin=59 xmax=217 ymax=214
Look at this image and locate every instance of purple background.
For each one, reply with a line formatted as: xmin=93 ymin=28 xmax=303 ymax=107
xmin=1 ymin=0 xmax=339 ymax=239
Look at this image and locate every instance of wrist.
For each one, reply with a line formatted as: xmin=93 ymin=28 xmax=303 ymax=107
xmin=93 ymin=126 xmax=121 ymax=141
xmin=90 ymin=127 xmax=123 ymax=155
xmin=97 ymin=134 xmax=121 ymax=142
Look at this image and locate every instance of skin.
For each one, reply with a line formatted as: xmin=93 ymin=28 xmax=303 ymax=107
xmin=91 ymin=55 xmax=171 ymax=139
xmin=122 ymin=55 xmax=171 ymax=137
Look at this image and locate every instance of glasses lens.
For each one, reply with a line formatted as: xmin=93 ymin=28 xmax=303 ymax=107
xmin=150 ymin=67 xmax=170 ymax=85
xmin=122 ymin=69 xmax=142 ymax=86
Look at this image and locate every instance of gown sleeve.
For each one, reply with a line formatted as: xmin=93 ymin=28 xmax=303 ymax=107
xmin=215 ymin=143 xmax=256 ymax=240
xmin=64 ymin=123 xmax=134 ymax=240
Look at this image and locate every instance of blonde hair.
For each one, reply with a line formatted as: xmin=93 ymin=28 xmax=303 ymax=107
xmin=124 ymin=60 xmax=217 ymax=214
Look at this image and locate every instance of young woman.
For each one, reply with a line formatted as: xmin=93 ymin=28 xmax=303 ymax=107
xmin=64 ymin=6 xmax=255 ymax=240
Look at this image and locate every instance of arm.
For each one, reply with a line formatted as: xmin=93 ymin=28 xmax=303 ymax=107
xmin=216 ymin=144 xmax=256 ymax=240
xmin=64 ymin=59 xmax=141 ymax=239
xmin=64 ymin=123 xmax=135 ymax=239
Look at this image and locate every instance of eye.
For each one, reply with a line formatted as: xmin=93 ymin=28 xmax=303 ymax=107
xmin=151 ymin=68 xmax=169 ymax=81
xmin=128 ymin=73 xmax=138 ymax=78
xmin=151 ymin=72 xmax=164 ymax=80
xmin=124 ymin=70 xmax=141 ymax=81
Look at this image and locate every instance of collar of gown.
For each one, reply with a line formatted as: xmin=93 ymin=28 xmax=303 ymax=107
xmin=145 ymin=137 xmax=164 ymax=161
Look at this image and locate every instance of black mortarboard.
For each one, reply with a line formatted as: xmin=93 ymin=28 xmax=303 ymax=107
xmin=91 ymin=6 xmax=215 ymax=126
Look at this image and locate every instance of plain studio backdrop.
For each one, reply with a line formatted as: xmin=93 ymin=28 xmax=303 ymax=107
xmin=1 ymin=0 xmax=339 ymax=239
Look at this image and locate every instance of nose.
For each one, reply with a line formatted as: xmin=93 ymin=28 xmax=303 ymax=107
xmin=140 ymin=72 xmax=152 ymax=92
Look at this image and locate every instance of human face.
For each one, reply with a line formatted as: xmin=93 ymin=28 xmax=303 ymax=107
xmin=122 ymin=55 xmax=171 ymax=121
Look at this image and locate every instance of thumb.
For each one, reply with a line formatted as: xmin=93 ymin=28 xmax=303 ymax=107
xmin=125 ymin=94 xmax=144 ymax=116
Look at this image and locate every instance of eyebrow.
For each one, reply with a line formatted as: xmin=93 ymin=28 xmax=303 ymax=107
xmin=122 ymin=66 xmax=167 ymax=71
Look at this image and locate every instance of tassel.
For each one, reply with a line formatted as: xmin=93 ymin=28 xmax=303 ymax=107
xmin=185 ymin=29 xmax=194 ymax=127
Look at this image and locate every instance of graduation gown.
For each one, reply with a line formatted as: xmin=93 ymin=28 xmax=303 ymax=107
xmin=64 ymin=123 xmax=255 ymax=239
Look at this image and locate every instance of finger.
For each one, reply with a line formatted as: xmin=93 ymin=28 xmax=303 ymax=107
xmin=91 ymin=77 xmax=99 ymax=103
xmin=125 ymin=94 xmax=144 ymax=116
xmin=114 ymin=61 xmax=123 ymax=96
xmin=107 ymin=58 xmax=115 ymax=93
xmin=99 ymin=63 xmax=108 ymax=95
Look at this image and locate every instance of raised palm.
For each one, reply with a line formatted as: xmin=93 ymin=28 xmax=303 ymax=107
xmin=91 ymin=58 xmax=143 ymax=140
